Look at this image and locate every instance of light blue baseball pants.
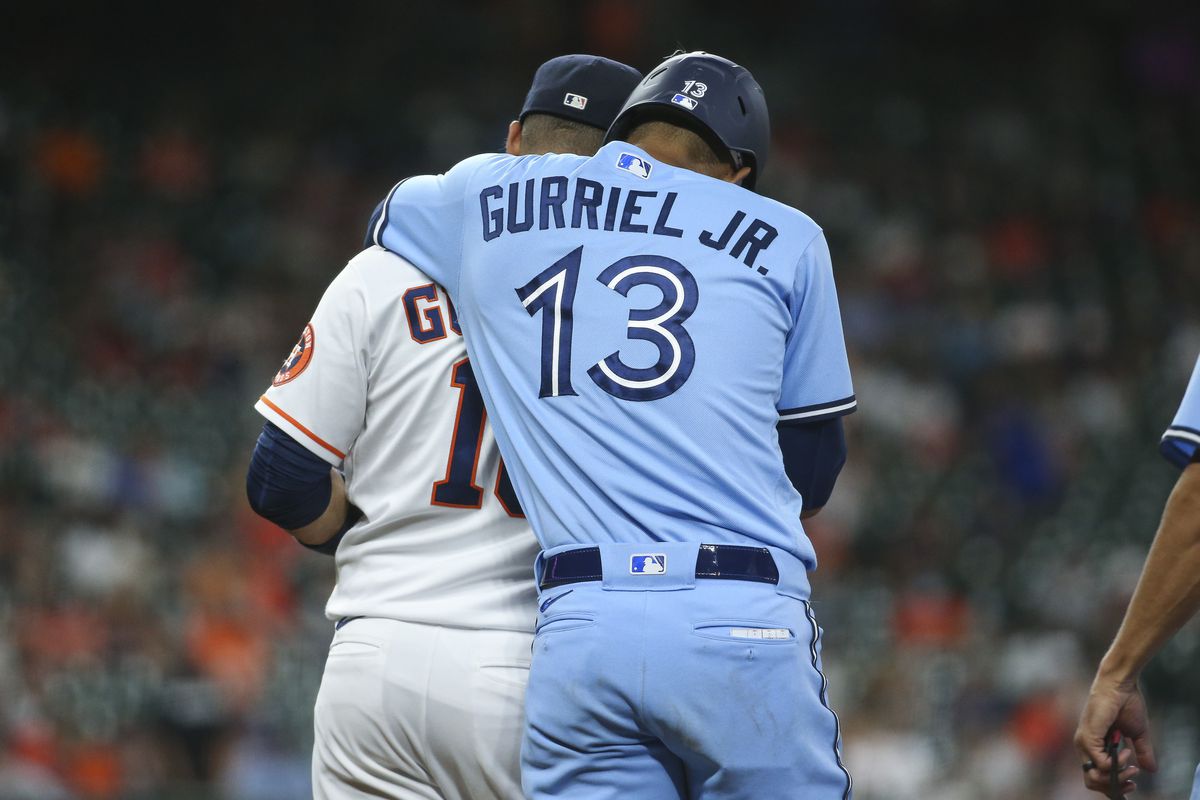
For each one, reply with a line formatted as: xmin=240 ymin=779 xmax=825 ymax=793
xmin=521 ymin=542 xmax=852 ymax=800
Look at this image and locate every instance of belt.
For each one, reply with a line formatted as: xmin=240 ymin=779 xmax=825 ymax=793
xmin=539 ymin=544 xmax=779 ymax=590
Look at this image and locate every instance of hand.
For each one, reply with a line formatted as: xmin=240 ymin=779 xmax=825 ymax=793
xmin=1074 ymin=678 xmax=1157 ymax=795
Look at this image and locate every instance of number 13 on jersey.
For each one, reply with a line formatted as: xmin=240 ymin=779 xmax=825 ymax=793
xmin=516 ymin=246 xmax=699 ymax=402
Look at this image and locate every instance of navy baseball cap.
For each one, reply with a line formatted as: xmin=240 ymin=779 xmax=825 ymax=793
xmin=520 ymin=55 xmax=643 ymax=131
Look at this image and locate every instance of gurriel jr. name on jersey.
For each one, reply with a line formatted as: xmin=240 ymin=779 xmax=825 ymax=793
xmin=479 ymin=176 xmax=779 ymax=275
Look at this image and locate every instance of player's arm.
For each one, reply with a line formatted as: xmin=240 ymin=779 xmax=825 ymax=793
xmin=777 ymin=229 xmax=856 ymax=517
xmin=1074 ymin=456 xmax=1200 ymax=791
xmin=248 ymin=252 xmax=376 ymax=554
xmin=370 ymin=154 xmax=497 ymax=296
xmin=1076 ymin=356 xmax=1200 ymax=794
xmin=778 ymin=418 xmax=847 ymax=517
xmin=246 ymin=422 xmax=358 ymax=550
xmin=296 ymin=469 xmax=351 ymax=546
xmin=1096 ymin=457 xmax=1200 ymax=685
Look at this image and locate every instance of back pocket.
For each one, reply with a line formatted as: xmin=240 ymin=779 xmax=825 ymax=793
xmin=535 ymin=613 xmax=596 ymax=637
xmin=327 ymin=639 xmax=382 ymax=657
xmin=478 ymin=662 xmax=531 ymax=690
xmin=692 ymin=619 xmax=797 ymax=645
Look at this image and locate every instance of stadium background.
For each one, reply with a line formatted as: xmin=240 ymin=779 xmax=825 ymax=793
xmin=2 ymin=1 xmax=1199 ymax=797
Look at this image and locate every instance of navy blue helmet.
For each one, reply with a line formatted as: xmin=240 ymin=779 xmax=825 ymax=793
xmin=605 ymin=51 xmax=770 ymax=190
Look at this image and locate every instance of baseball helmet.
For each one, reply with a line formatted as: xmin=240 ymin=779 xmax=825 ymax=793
xmin=605 ymin=51 xmax=770 ymax=190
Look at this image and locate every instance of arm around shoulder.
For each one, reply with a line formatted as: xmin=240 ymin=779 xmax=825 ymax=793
xmin=371 ymin=154 xmax=503 ymax=293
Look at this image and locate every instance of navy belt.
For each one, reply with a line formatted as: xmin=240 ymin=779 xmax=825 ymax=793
xmin=539 ymin=544 xmax=779 ymax=590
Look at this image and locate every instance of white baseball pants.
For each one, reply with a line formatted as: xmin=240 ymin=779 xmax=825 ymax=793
xmin=312 ymin=617 xmax=531 ymax=800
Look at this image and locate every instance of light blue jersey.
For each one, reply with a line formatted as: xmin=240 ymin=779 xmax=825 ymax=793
xmin=1162 ymin=355 xmax=1200 ymax=469
xmin=373 ymin=142 xmax=855 ymax=569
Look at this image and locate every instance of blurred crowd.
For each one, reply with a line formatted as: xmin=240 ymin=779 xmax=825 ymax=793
xmin=2 ymin=2 xmax=1199 ymax=798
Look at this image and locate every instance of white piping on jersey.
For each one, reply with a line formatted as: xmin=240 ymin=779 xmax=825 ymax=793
xmin=1163 ymin=427 xmax=1200 ymax=446
xmin=779 ymin=399 xmax=858 ymax=422
xmin=373 ymin=179 xmax=407 ymax=248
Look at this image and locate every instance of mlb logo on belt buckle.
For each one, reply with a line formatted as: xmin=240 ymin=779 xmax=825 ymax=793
xmin=563 ymin=92 xmax=588 ymax=110
xmin=630 ymin=554 xmax=666 ymax=575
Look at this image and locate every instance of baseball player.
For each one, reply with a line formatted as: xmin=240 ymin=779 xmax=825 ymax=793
xmin=244 ymin=55 xmax=641 ymax=800
xmin=372 ymin=51 xmax=855 ymax=799
xmin=1075 ymin=354 xmax=1200 ymax=798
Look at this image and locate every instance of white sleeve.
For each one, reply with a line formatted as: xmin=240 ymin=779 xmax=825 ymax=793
xmin=254 ymin=254 xmax=372 ymax=465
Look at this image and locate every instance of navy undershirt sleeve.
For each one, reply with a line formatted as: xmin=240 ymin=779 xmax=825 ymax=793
xmin=246 ymin=421 xmax=334 ymax=531
xmin=777 ymin=417 xmax=847 ymax=512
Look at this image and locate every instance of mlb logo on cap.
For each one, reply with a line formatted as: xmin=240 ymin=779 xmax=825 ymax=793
xmin=521 ymin=55 xmax=642 ymax=130
xmin=670 ymin=93 xmax=698 ymax=110
xmin=616 ymin=152 xmax=652 ymax=179
xmin=630 ymin=554 xmax=666 ymax=575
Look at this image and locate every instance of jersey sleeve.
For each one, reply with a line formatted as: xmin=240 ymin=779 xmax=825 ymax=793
xmin=1161 ymin=354 xmax=1200 ymax=469
xmin=370 ymin=154 xmax=493 ymax=297
xmin=254 ymin=255 xmax=373 ymax=466
xmin=777 ymin=231 xmax=857 ymax=424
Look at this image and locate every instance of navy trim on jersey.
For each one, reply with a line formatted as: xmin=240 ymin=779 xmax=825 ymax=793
xmin=1161 ymin=426 xmax=1200 ymax=470
xmin=804 ymin=601 xmax=853 ymax=800
xmin=363 ymin=200 xmax=385 ymax=248
xmin=372 ymin=177 xmax=412 ymax=248
xmin=778 ymin=395 xmax=857 ymax=424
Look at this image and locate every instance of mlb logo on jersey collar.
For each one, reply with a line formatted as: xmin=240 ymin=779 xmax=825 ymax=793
xmin=630 ymin=554 xmax=666 ymax=575
xmin=563 ymin=93 xmax=588 ymax=110
xmin=616 ymin=152 xmax=652 ymax=179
